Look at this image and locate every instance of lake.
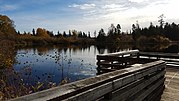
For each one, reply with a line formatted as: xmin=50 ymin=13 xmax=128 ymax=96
xmin=13 ymin=43 xmax=179 ymax=86
xmin=13 ymin=45 xmax=132 ymax=86
xmin=1 ymin=43 xmax=179 ymax=100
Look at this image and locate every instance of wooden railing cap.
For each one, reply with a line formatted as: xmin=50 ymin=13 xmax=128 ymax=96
xmin=97 ymin=49 xmax=139 ymax=57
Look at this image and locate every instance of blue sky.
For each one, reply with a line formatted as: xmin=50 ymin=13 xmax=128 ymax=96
xmin=1 ymin=0 xmax=179 ymax=35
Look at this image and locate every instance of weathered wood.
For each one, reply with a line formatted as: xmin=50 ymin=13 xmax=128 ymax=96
xmin=10 ymin=60 xmax=165 ymax=101
xmin=60 ymin=62 xmax=165 ymax=101
xmin=97 ymin=56 xmax=156 ymax=70
xmin=139 ymin=51 xmax=179 ymax=68
xmin=97 ymin=56 xmax=154 ymax=62
xmin=10 ymin=50 xmax=170 ymax=101
xmin=145 ymin=84 xmax=165 ymax=101
xmin=139 ymin=52 xmax=179 ymax=59
xmin=97 ymin=50 xmax=139 ymax=57
xmin=131 ymin=77 xmax=165 ymax=101
xmin=111 ymin=70 xmax=165 ymax=101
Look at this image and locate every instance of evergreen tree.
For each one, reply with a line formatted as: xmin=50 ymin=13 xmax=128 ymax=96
xmin=32 ymin=28 xmax=36 ymax=36
xmin=88 ymin=31 xmax=91 ymax=38
xmin=78 ymin=31 xmax=83 ymax=38
xmin=108 ymin=24 xmax=115 ymax=37
xmin=63 ymin=31 xmax=67 ymax=37
xmin=116 ymin=24 xmax=121 ymax=35
xmin=17 ymin=31 xmax=20 ymax=35
xmin=94 ymin=30 xmax=97 ymax=38
xmin=158 ymin=14 xmax=165 ymax=28
xmin=82 ymin=32 xmax=87 ymax=38
xmin=56 ymin=31 xmax=62 ymax=38
xmin=97 ymin=28 xmax=106 ymax=42
xmin=69 ymin=30 xmax=72 ymax=37
xmin=132 ymin=21 xmax=141 ymax=41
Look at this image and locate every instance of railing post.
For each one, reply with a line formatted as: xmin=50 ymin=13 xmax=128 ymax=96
xmin=104 ymin=92 xmax=113 ymax=100
xmin=137 ymin=52 xmax=140 ymax=59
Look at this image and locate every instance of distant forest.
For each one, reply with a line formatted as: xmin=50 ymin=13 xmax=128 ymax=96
xmin=0 ymin=14 xmax=179 ymax=46
xmin=131 ymin=14 xmax=179 ymax=43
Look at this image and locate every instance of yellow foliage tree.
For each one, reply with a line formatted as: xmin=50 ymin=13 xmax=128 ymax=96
xmin=36 ymin=28 xmax=50 ymax=38
xmin=0 ymin=15 xmax=16 ymax=39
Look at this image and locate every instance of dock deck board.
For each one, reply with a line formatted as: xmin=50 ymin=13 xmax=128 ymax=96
xmin=161 ymin=67 xmax=179 ymax=101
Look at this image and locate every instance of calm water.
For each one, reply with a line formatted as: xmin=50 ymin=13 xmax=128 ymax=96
xmin=13 ymin=46 xmax=97 ymax=86
xmin=0 ymin=44 xmax=179 ymax=99
xmin=2 ymin=43 xmax=179 ymax=100
xmin=12 ymin=43 xmax=179 ymax=86
xmin=13 ymin=45 xmax=132 ymax=87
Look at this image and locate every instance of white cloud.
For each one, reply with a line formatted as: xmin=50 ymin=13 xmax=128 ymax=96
xmin=8 ymin=0 xmax=179 ymax=35
xmin=69 ymin=3 xmax=96 ymax=10
xmin=66 ymin=0 xmax=179 ymax=33
xmin=102 ymin=4 xmax=128 ymax=12
xmin=0 ymin=4 xmax=18 ymax=11
xmin=129 ymin=0 xmax=148 ymax=3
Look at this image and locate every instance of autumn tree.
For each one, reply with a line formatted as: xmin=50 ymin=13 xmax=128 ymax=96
xmin=36 ymin=28 xmax=50 ymax=38
xmin=0 ymin=15 xmax=17 ymax=39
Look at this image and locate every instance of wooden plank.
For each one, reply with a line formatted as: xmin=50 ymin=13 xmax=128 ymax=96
xmin=97 ymin=57 xmax=156 ymax=69
xmin=144 ymin=84 xmax=165 ymax=101
xmin=98 ymin=68 xmax=117 ymax=72
xmin=130 ymin=77 xmax=165 ymax=101
xmin=139 ymin=52 xmax=179 ymax=59
xmin=97 ymin=50 xmax=139 ymax=57
xmin=62 ymin=64 xmax=165 ymax=101
xmin=162 ymin=59 xmax=179 ymax=63
xmin=111 ymin=70 xmax=165 ymax=101
xmin=97 ymin=63 xmax=127 ymax=69
xmin=97 ymin=56 xmax=155 ymax=64
xmin=10 ymin=60 xmax=165 ymax=101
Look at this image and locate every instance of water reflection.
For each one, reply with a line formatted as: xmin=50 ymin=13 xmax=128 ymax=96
xmin=14 ymin=45 xmax=97 ymax=85
xmin=1 ymin=43 xmax=179 ymax=100
xmin=136 ymin=43 xmax=179 ymax=53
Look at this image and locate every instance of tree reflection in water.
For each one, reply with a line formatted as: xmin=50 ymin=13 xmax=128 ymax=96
xmin=1 ymin=43 xmax=179 ymax=100
xmin=0 ymin=40 xmax=31 ymax=100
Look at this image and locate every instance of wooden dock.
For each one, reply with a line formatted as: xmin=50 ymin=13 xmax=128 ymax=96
xmin=10 ymin=60 xmax=166 ymax=101
xmin=9 ymin=50 xmax=179 ymax=101
xmin=161 ymin=67 xmax=179 ymax=101
xmin=97 ymin=50 xmax=179 ymax=101
xmin=139 ymin=51 xmax=179 ymax=100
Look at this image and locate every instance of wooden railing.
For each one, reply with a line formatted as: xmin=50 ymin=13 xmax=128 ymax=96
xmin=139 ymin=52 xmax=179 ymax=67
xmin=96 ymin=50 xmax=156 ymax=73
xmin=98 ymin=49 xmax=139 ymax=57
xmin=10 ymin=60 xmax=166 ymax=101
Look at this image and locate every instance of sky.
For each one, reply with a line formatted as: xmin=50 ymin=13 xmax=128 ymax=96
xmin=0 ymin=0 xmax=179 ymax=35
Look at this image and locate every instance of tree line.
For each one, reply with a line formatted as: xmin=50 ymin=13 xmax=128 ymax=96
xmin=96 ymin=23 xmax=133 ymax=44
xmin=17 ymin=28 xmax=91 ymax=39
xmin=132 ymin=14 xmax=179 ymax=43
xmin=1 ymin=14 xmax=179 ymax=46
xmin=132 ymin=22 xmax=179 ymax=42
